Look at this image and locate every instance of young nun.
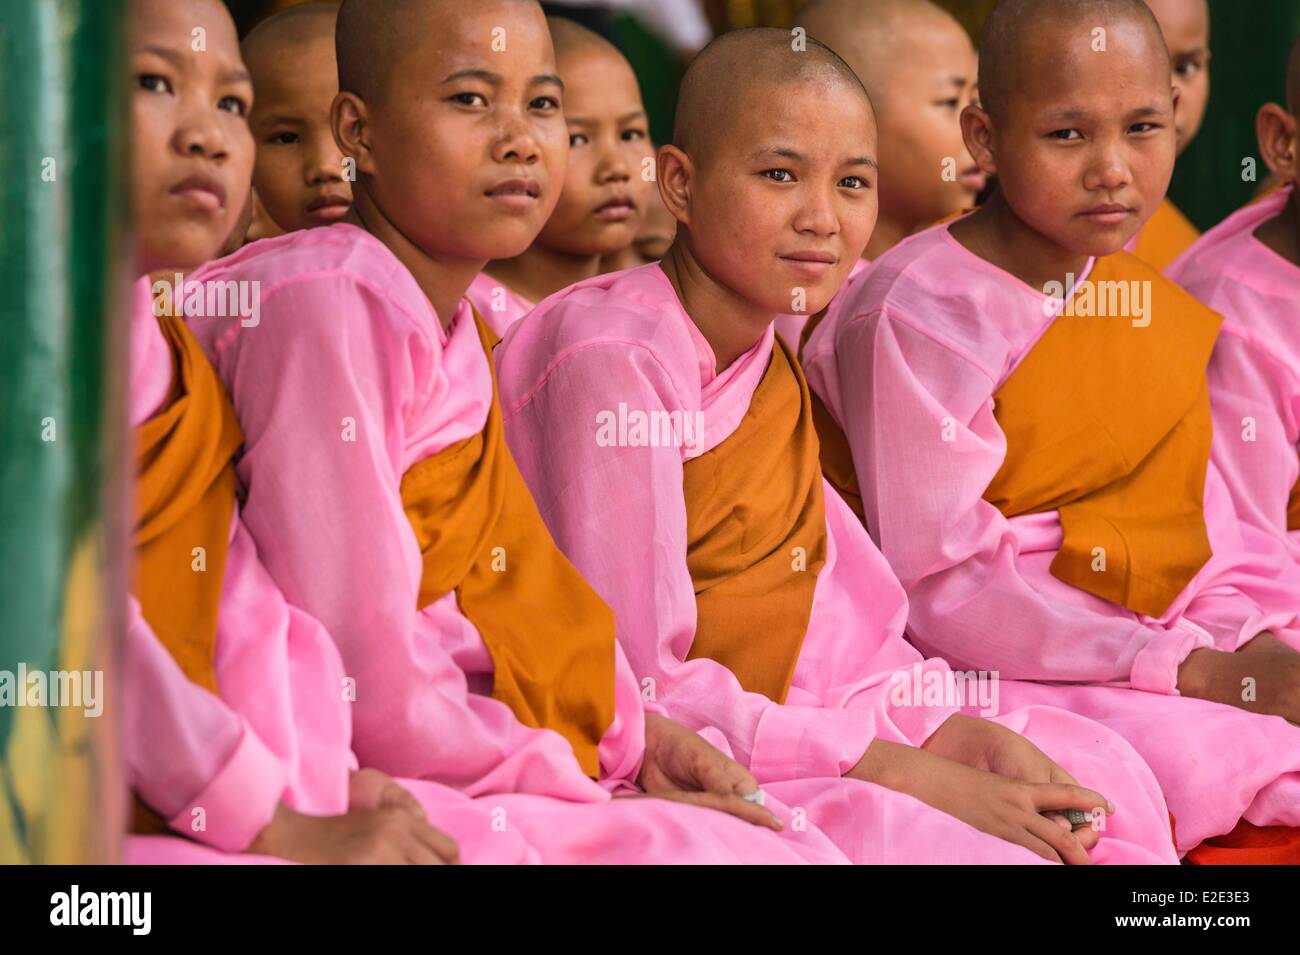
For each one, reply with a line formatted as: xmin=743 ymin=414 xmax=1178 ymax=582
xmin=187 ymin=0 xmax=849 ymax=865
xmin=123 ymin=0 xmax=530 ymax=865
xmin=774 ymin=0 xmax=984 ymax=348
xmin=496 ymin=27 xmax=1181 ymax=865
xmin=242 ymin=3 xmax=352 ymax=235
xmin=1124 ymin=0 xmax=1209 ymax=269
xmin=465 ymin=17 xmax=656 ymax=336
xmin=1170 ymin=38 xmax=1300 ymax=564
xmin=804 ymin=0 xmax=1300 ymax=862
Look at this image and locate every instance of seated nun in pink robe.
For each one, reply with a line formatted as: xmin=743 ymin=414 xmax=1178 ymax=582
xmin=123 ymin=0 xmax=534 ymax=866
xmin=804 ymin=0 xmax=1300 ymax=861
xmin=186 ymin=0 xmax=849 ymax=865
xmin=126 ymin=287 xmax=536 ymax=866
xmin=465 ymin=19 xmax=658 ymax=338
xmin=1170 ymin=46 xmax=1300 ymax=569
xmin=496 ymin=28 xmax=1179 ymax=865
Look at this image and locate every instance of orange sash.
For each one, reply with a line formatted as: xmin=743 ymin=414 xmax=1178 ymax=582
xmin=399 ymin=313 xmax=615 ymax=778
xmin=1287 ymin=480 xmax=1300 ymax=531
xmin=682 ymin=335 xmax=827 ymax=703
xmin=1131 ymin=198 xmax=1200 ymax=271
xmin=133 ymin=312 xmax=243 ymax=692
xmin=131 ymin=310 xmax=244 ymax=831
xmin=983 ymin=253 xmax=1221 ymax=618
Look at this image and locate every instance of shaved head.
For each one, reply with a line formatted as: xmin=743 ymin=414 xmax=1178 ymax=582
xmin=1289 ymin=34 xmax=1300 ymax=113
xmin=797 ymin=0 xmax=960 ymax=107
xmin=336 ymin=0 xmax=538 ymax=103
xmin=672 ymin=27 xmax=870 ymax=161
xmin=547 ymin=15 xmax=619 ymax=61
xmin=978 ymin=0 xmax=1168 ymax=119
xmin=243 ymin=1 xmax=338 ymax=70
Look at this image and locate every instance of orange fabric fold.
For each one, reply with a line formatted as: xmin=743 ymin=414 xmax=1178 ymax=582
xmin=1186 ymin=819 xmax=1300 ymax=865
xmin=131 ymin=310 xmax=245 ymax=833
xmin=400 ymin=312 xmax=615 ymax=778
xmin=133 ymin=311 xmax=244 ymax=693
xmin=1131 ymin=198 xmax=1200 ymax=271
xmin=983 ymin=253 xmax=1221 ymax=618
xmin=682 ymin=335 xmax=827 ymax=703
xmin=1287 ymin=475 xmax=1300 ymax=531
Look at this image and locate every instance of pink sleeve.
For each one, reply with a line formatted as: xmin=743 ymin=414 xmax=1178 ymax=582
xmin=211 ymin=276 xmax=606 ymax=799
xmin=123 ymin=596 xmax=286 ymax=852
xmin=1177 ymin=461 xmax=1300 ymax=652
xmin=503 ymin=341 xmax=879 ymax=784
xmin=840 ymin=308 xmax=1208 ymax=694
xmin=1207 ymin=331 xmax=1300 ymax=546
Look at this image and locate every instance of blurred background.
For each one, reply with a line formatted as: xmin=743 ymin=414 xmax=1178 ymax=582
xmin=228 ymin=0 xmax=1300 ymax=229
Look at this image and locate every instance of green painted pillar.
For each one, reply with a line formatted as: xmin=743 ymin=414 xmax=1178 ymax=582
xmin=0 ymin=0 xmax=129 ymax=863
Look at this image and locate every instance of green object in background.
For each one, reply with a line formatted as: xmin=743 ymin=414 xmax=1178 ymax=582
xmin=0 ymin=0 xmax=129 ymax=863
xmin=1170 ymin=0 xmax=1300 ymax=230
xmin=611 ymin=13 xmax=681 ymax=148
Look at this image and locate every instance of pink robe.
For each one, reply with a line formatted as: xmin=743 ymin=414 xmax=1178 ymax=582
xmin=1170 ymin=187 xmax=1300 ymax=570
xmin=773 ymin=257 xmax=870 ymax=348
xmin=494 ymin=261 xmax=1180 ymax=864
xmin=464 ymin=271 xmax=535 ymax=338
xmin=804 ymin=220 xmax=1300 ymax=853
xmin=124 ymin=277 xmax=537 ymax=865
xmin=184 ymin=226 xmax=847 ymax=864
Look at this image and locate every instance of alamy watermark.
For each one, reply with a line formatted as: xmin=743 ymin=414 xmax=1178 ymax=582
xmin=0 ymin=664 xmax=103 ymax=717
xmin=595 ymin=404 xmax=703 ymax=454
xmin=888 ymin=662 xmax=1000 ymax=717
xmin=153 ymin=273 xmax=260 ymax=328
xmin=1042 ymin=273 xmax=1151 ymax=327
xmin=50 ymin=885 xmax=150 ymax=935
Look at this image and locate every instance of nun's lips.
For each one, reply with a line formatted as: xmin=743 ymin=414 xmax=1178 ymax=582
xmin=593 ymin=194 xmax=637 ymax=221
xmin=169 ymin=172 xmax=227 ymax=213
xmin=1077 ymin=202 xmax=1136 ymax=225
xmin=485 ymin=177 xmax=542 ymax=210
xmin=778 ymin=249 xmax=837 ymax=278
xmin=305 ymin=192 xmax=352 ymax=221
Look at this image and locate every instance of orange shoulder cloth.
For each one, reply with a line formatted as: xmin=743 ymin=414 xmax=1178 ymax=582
xmin=399 ymin=312 xmax=615 ymax=778
xmin=1132 ymin=198 xmax=1200 ymax=272
xmin=133 ymin=311 xmax=244 ymax=693
xmin=682 ymin=334 xmax=827 ymax=703
xmin=132 ymin=310 xmax=244 ymax=832
xmin=983 ymin=253 xmax=1222 ymax=618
